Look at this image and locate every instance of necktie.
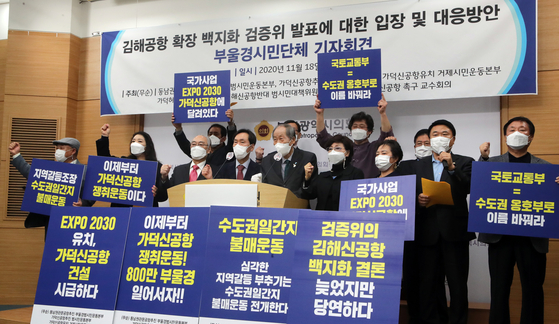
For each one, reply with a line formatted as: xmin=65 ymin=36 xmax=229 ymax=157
xmin=237 ymin=165 xmax=245 ymax=180
xmin=284 ymin=160 xmax=292 ymax=179
xmin=190 ymin=164 xmax=199 ymax=182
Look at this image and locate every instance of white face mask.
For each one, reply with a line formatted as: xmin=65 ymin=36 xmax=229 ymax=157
xmin=55 ymin=149 xmax=70 ymax=162
xmin=328 ymin=151 xmax=346 ymax=165
xmin=191 ymin=146 xmax=208 ymax=160
xmin=130 ymin=142 xmax=145 ymax=155
xmin=430 ymin=136 xmax=452 ymax=154
xmin=375 ymin=155 xmax=393 ymax=172
xmin=275 ymin=142 xmax=292 ymax=157
xmin=415 ymin=145 xmax=432 ymax=159
xmin=209 ymin=135 xmax=221 ymax=147
xmin=351 ymin=128 xmax=368 ymax=141
xmin=506 ymin=131 xmax=530 ymax=150
xmin=233 ymin=144 xmax=250 ymax=160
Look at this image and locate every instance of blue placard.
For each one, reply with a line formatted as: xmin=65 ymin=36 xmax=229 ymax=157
xmin=82 ymin=156 xmax=157 ymax=207
xmin=198 ymin=206 xmax=298 ymax=324
xmin=114 ymin=207 xmax=210 ymax=323
xmin=468 ymin=161 xmax=559 ymax=238
xmin=286 ymin=210 xmax=405 ymax=324
xmin=21 ymin=159 xmax=84 ymax=215
xmin=174 ymin=70 xmax=230 ymax=123
xmin=318 ymin=49 xmax=381 ymax=109
xmin=31 ymin=207 xmax=131 ymax=323
xmin=339 ymin=175 xmax=416 ymax=241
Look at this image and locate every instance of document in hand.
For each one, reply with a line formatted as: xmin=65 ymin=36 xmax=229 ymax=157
xmin=421 ymin=178 xmax=454 ymax=208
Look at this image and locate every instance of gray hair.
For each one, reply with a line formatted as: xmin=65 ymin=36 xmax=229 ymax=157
xmin=194 ymin=134 xmax=211 ymax=148
xmin=272 ymin=123 xmax=296 ymax=140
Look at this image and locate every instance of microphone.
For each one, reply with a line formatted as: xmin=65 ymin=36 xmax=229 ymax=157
xmin=262 ymin=152 xmax=282 ymax=182
xmin=213 ymin=152 xmax=235 ymax=179
xmin=434 ymin=147 xmax=449 ymax=169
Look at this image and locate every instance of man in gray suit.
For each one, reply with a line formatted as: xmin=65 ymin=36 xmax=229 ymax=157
xmin=478 ymin=116 xmax=558 ymax=324
xmin=9 ymin=138 xmax=94 ymax=237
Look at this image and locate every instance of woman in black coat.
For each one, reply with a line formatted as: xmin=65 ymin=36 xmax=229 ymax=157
xmin=301 ymin=134 xmax=364 ymax=211
xmin=96 ymin=123 xmax=168 ymax=207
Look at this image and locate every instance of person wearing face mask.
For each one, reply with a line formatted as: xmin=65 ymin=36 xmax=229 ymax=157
xmin=97 ymin=124 xmax=168 ymax=207
xmin=9 ymin=138 xmax=95 ymax=238
xmin=254 ymin=120 xmax=301 ymax=165
xmin=203 ymin=129 xmax=262 ymax=180
xmin=395 ymin=129 xmax=449 ymax=324
xmin=478 ymin=116 xmax=559 ymax=324
xmin=375 ymin=140 xmax=403 ymax=178
xmin=313 ymin=94 xmax=393 ymax=179
xmin=172 ymin=108 xmax=240 ymax=168
xmin=160 ymin=135 xmax=215 ymax=188
xmin=399 ymin=129 xmax=433 ymax=174
xmin=260 ymin=123 xmax=318 ymax=198
xmin=301 ymin=135 xmax=364 ymax=211
xmin=412 ymin=119 xmax=475 ymax=324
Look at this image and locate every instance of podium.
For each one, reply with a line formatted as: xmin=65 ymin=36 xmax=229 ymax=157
xmin=167 ymin=179 xmax=309 ymax=208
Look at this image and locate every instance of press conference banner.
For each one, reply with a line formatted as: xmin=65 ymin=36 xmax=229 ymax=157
xmin=468 ymin=161 xmax=559 ymax=238
xmin=31 ymin=207 xmax=131 ymax=324
xmin=339 ymin=175 xmax=417 ymax=241
xmin=286 ymin=210 xmax=405 ymax=324
xmin=82 ymin=156 xmax=157 ymax=207
xmin=101 ymin=0 xmax=537 ymax=116
xmin=199 ymin=206 xmax=299 ymax=324
xmin=114 ymin=207 xmax=210 ymax=324
xmin=21 ymin=159 xmax=84 ymax=215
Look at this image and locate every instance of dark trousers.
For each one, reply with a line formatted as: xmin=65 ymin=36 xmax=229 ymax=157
xmin=488 ymin=235 xmax=546 ymax=324
xmin=403 ymin=240 xmax=449 ymax=324
xmin=417 ymin=237 xmax=470 ymax=324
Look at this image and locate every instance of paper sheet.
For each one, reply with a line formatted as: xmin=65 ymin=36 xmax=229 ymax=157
xmin=421 ymin=178 xmax=454 ymax=207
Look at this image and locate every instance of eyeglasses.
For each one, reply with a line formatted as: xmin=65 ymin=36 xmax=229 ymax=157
xmin=191 ymin=142 xmax=208 ymax=147
xmin=327 ymin=147 xmax=345 ymax=152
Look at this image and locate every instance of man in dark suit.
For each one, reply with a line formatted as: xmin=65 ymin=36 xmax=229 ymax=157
xmin=171 ymin=108 xmax=236 ymax=168
xmin=161 ymin=134 xmax=213 ymax=188
xmin=413 ymin=119 xmax=475 ymax=324
xmin=478 ymin=116 xmax=557 ymax=324
xmin=398 ymin=128 xmax=448 ymax=324
xmin=398 ymin=128 xmax=431 ymax=175
xmin=260 ymin=123 xmax=318 ymax=198
xmin=208 ymin=129 xmax=262 ymax=180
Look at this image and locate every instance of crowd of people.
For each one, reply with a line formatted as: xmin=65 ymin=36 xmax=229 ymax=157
xmin=8 ymin=94 xmax=556 ymax=324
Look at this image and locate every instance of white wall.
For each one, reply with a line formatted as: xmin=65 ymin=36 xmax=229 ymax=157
xmin=8 ymin=0 xmax=72 ymax=33
xmin=0 ymin=3 xmax=9 ymax=40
